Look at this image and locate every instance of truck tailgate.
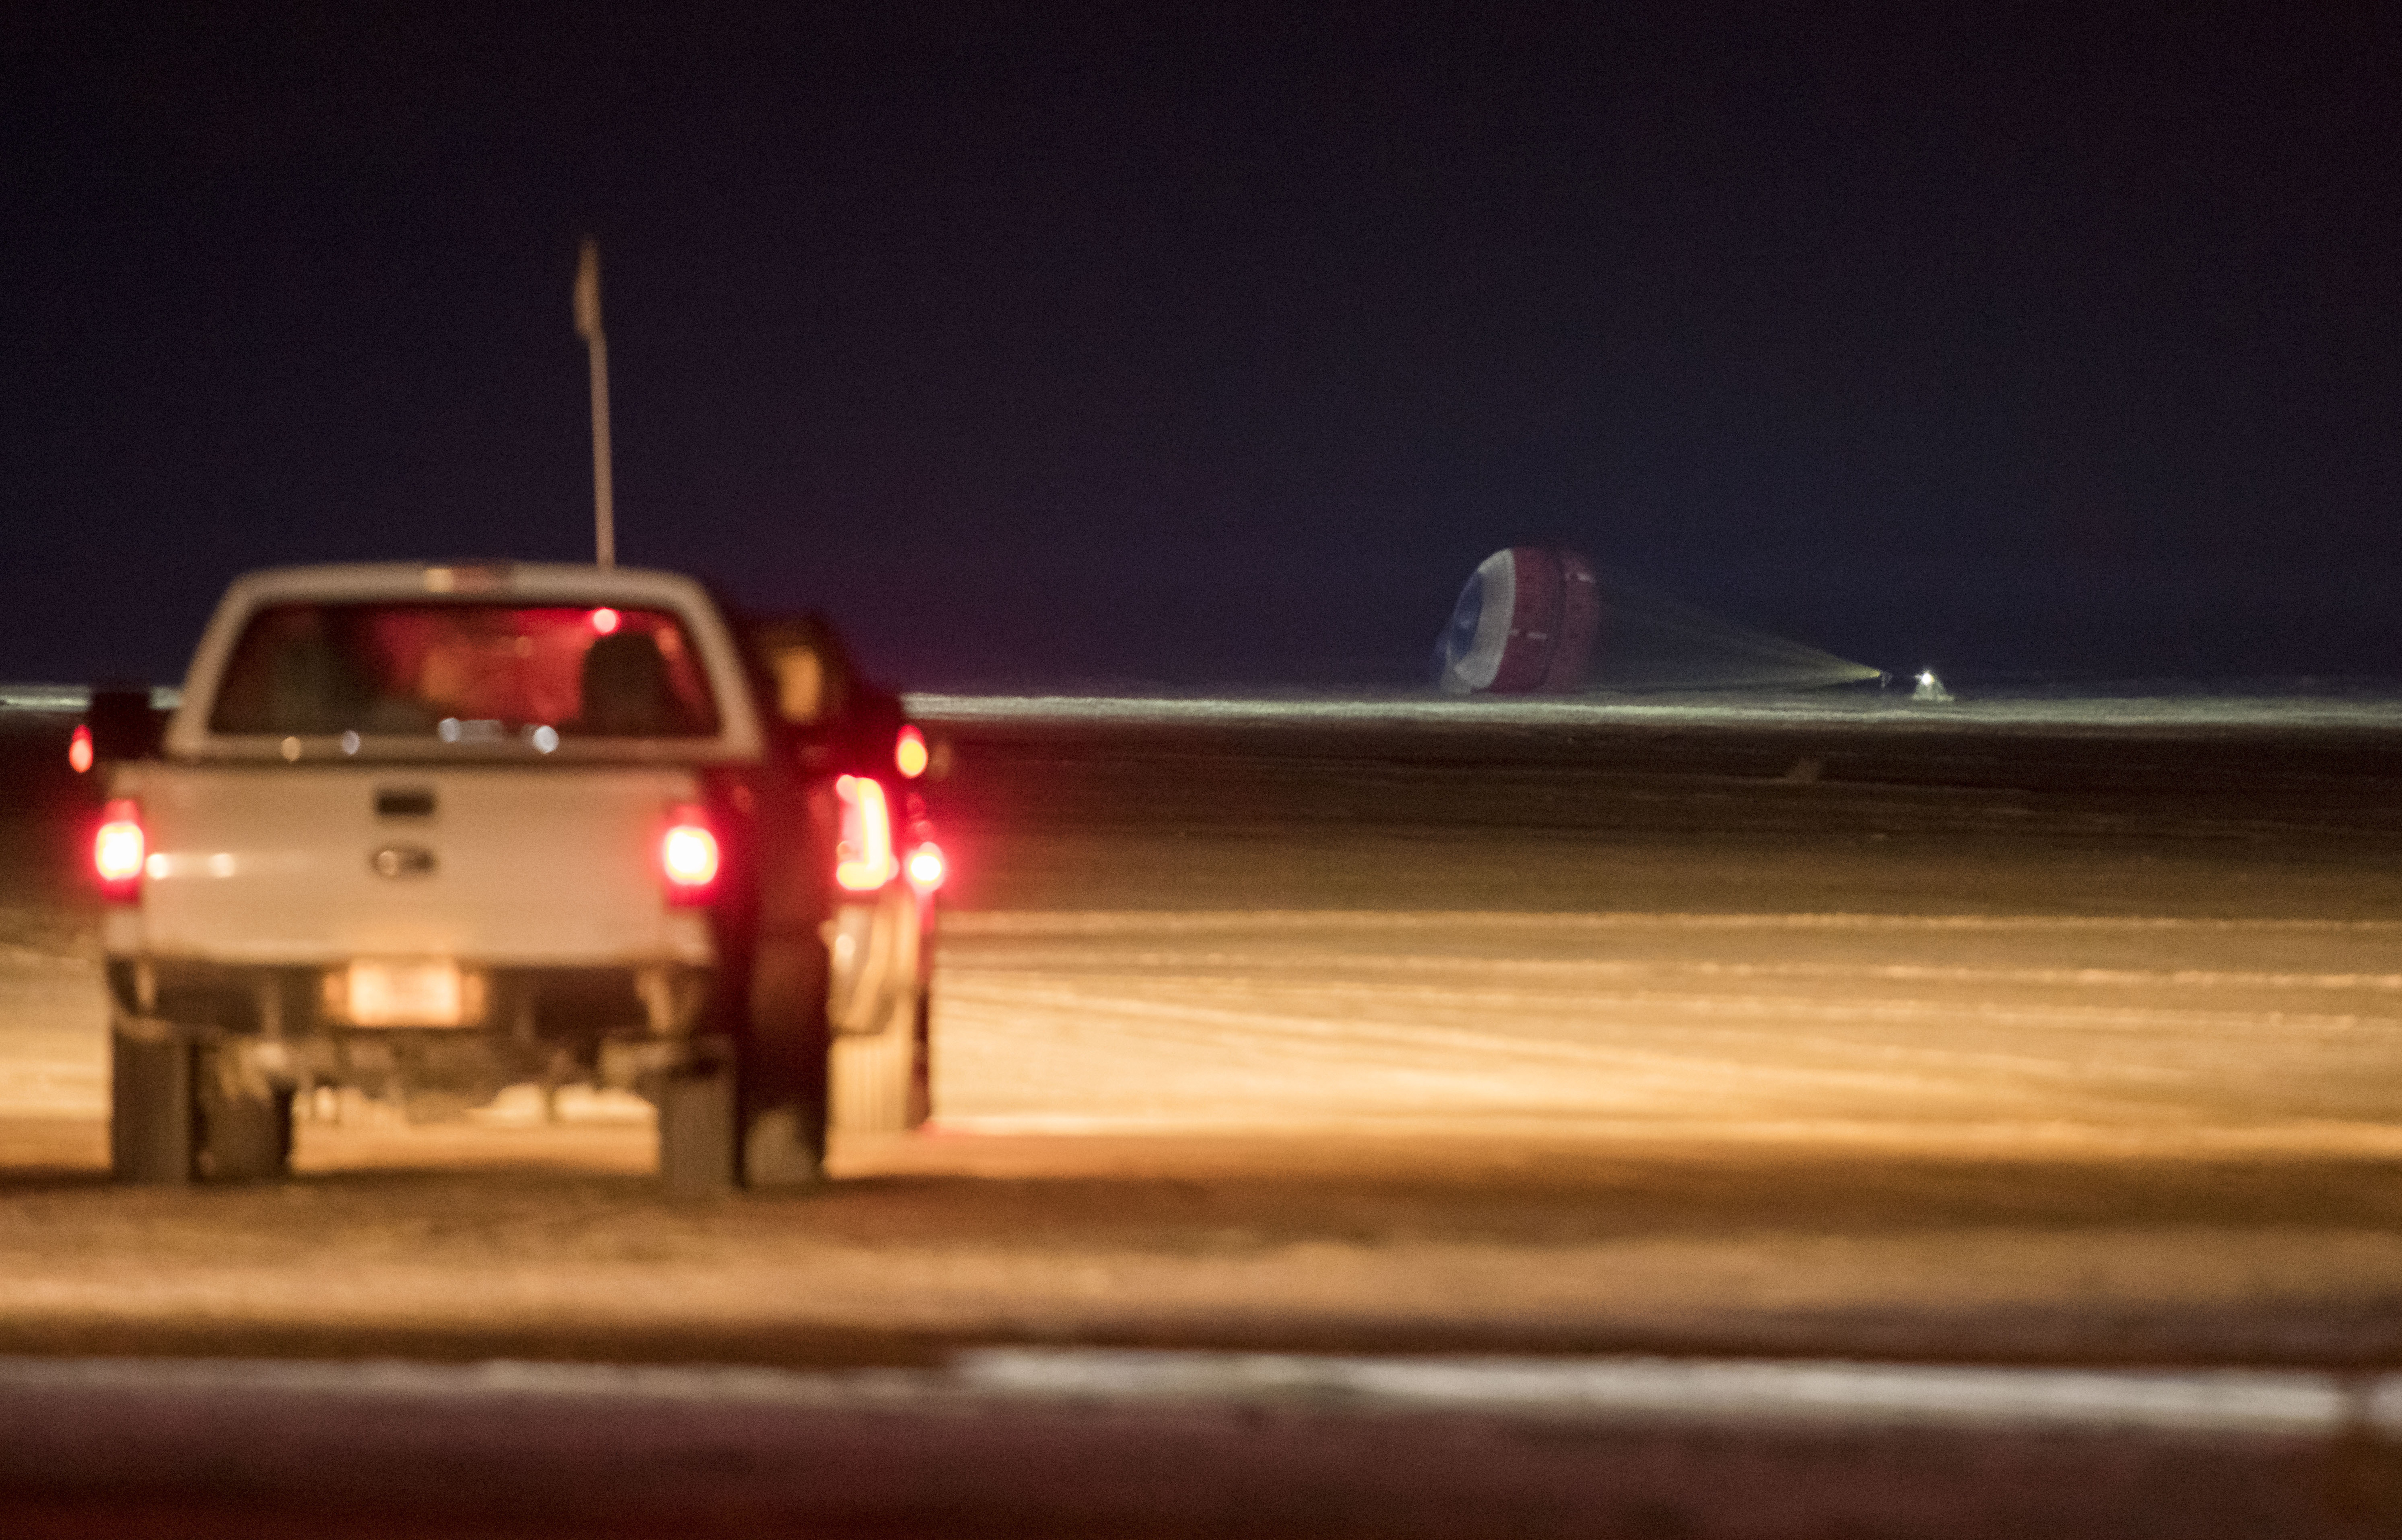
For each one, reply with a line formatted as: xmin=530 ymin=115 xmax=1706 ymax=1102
xmin=129 ymin=765 xmax=709 ymax=966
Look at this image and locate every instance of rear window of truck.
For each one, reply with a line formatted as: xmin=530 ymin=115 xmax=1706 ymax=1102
xmin=209 ymin=603 xmax=721 ymax=740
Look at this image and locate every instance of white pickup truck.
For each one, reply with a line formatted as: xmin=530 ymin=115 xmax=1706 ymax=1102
xmin=86 ymin=561 xmax=941 ymax=1188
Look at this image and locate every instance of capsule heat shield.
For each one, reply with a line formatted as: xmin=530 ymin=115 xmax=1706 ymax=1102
xmin=1433 ymin=547 xmax=1599 ymax=695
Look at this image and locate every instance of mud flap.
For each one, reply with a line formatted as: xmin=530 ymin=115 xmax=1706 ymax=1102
xmin=111 ymin=1030 xmax=195 ymax=1184
xmin=657 ymin=1062 xmax=739 ymax=1195
xmin=743 ymin=935 xmax=831 ymax=1187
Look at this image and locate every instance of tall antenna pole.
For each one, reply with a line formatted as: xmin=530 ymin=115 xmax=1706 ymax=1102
xmin=573 ymin=237 xmax=615 ymax=568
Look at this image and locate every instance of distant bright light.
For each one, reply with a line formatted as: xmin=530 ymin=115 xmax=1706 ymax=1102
xmin=894 ymin=724 xmax=929 ymax=779
xmin=905 ymin=842 xmax=947 ymax=892
xmin=67 ymin=724 xmax=93 ymax=774
xmin=591 ymin=608 xmax=621 ymax=635
xmin=531 ymin=725 xmax=559 ymax=753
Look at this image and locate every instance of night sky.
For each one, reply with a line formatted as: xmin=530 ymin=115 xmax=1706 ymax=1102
xmin=5 ymin=5 xmax=2397 ymax=691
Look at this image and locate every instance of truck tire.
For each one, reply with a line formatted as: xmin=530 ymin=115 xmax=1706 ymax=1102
xmin=830 ymin=988 xmax=918 ymax=1134
xmin=656 ymin=937 xmax=832 ymax=1193
xmin=115 ymin=1027 xmax=297 ymax=1184
xmin=656 ymin=1054 xmax=826 ymax=1192
xmin=906 ymin=983 xmax=933 ymax=1131
xmin=740 ymin=934 xmax=831 ymax=1187
xmin=194 ymin=1049 xmax=294 ymax=1183
xmin=111 ymin=1029 xmax=196 ymax=1184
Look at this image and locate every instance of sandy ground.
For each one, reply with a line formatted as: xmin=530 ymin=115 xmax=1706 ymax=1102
xmin=3 ymin=712 xmax=2402 ymax=1367
xmin=3 ymin=1118 xmax=2401 ymax=1368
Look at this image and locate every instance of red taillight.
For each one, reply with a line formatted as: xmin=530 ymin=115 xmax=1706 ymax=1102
xmin=894 ymin=724 xmax=929 ymax=779
xmin=905 ymin=841 xmax=946 ymax=893
xmin=94 ymin=798 xmax=144 ymax=902
xmin=835 ymin=775 xmax=898 ymax=891
xmin=67 ymin=724 xmax=94 ymax=775
xmin=661 ymin=806 xmax=719 ymax=902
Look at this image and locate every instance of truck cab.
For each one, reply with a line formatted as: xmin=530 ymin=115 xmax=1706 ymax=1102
xmin=91 ymin=561 xmax=939 ymax=1188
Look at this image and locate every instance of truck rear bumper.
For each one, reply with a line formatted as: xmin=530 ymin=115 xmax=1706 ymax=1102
xmin=105 ymin=956 xmax=713 ymax=1042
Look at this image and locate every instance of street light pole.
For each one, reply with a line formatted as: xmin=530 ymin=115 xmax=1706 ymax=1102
xmin=573 ymin=237 xmax=614 ymax=568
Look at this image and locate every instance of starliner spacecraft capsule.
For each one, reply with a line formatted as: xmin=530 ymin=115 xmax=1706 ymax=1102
xmin=1433 ymin=547 xmax=1601 ymax=694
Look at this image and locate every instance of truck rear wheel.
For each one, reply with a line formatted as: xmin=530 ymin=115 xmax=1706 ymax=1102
xmin=196 ymin=1061 xmax=294 ymax=1182
xmin=740 ymin=933 xmax=831 ymax=1187
xmin=907 ymin=983 xmax=933 ymax=1131
xmin=656 ymin=935 xmax=831 ymax=1193
xmin=654 ymin=1042 xmax=830 ymax=1192
xmin=111 ymin=1031 xmax=293 ymax=1183
xmin=830 ymin=988 xmax=921 ymax=1134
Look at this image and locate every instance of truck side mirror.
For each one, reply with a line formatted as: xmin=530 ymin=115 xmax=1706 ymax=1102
xmin=86 ymin=686 xmax=167 ymax=762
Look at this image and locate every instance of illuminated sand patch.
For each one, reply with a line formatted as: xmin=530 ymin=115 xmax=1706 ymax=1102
xmin=0 ymin=945 xmax=104 ymax=1118
xmin=931 ymin=911 xmax=2402 ymax=1145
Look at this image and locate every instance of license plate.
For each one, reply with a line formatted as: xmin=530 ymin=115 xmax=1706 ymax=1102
xmin=341 ymin=960 xmax=479 ymax=1027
